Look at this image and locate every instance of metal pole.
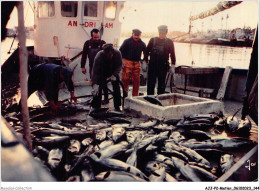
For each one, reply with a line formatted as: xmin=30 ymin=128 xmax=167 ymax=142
xmin=17 ymin=1 xmax=32 ymax=151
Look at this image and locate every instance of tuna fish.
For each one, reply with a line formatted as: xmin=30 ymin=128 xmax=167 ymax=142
xmin=89 ymin=108 xmax=125 ymax=119
xmin=165 ymin=172 xmax=178 ymax=182
xmin=214 ymin=118 xmax=226 ymax=127
xmin=34 ymin=135 xmax=70 ymax=148
xmin=145 ymin=161 xmax=161 ymax=174
xmin=226 ymin=109 xmax=240 ymax=132
xmin=187 ymin=113 xmax=219 ymax=122
xmin=33 ymin=146 xmax=50 ymax=161
xmin=112 ymin=126 xmax=126 ymax=143
xmin=176 ymin=119 xmax=213 ymax=130
xmin=226 ymin=116 xmax=239 ymax=132
xmin=60 ymin=118 xmax=85 ymax=125
xmin=189 ymin=165 xmax=218 ymax=181
xmin=194 ymin=149 xmax=226 ymax=160
xmin=89 ymin=155 xmax=148 ymax=180
xmin=143 ymin=96 xmax=163 ymax=106
xmin=220 ymin=154 xmax=235 ymax=174
xmin=125 ymin=131 xmax=169 ymax=155
xmin=48 ymin=148 xmax=63 ymax=169
xmin=236 ymin=117 xmax=251 ymax=134
xmin=95 ymin=171 xmax=146 ymax=182
xmin=81 ymin=137 xmax=93 ymax=147
xmin=165 ymin=142 xmax=211 ymax=167
xmin=66 ymin=176 xmax=81 ymax=182
xmin=149 ymin=167 xmax=166 ymax=182
xmin=180 ymin=138 xmax=255 ymax=151
xmin=88 ymin=122 xmax=108 ymax=131
xmin=126 ymin=144 xmax=138 ymax=167
xmin=188 ymin=162 xmax=212 ymax=172
xmin=135 ymin=119 xmax=159 ymax=129
xmin=161 ymin=147 xmax=189 ymax=163
xmin=95 ymin=140 xmax=114 ymax=151
xmin=181 ymin=130 xmax=211 ymax=141
xmin=81 ymin=169 xmax=95 ymax=182
xmin=169 ymin=131 xmax=186 ymax=144
xmin=171 ymin=156 xmax=201 ymax=181
xmin=92 ymin=141 xmax=129 ymax=160
xmin=106 ymin=117 xmax=131 ymax=124
xmin=152 ymin=124 xmax=177 ymax=132
xmin=95 ymin=130 xmax=107 ymax=142
xmin=163 ymin=119 xmax=180 ymax=126
xmin=47 ymin=123 xmax=70 ymax=131
xmin=80 ymin=158 xmax=96 ymax=181
xmin=68 ymin=139 xmax=81 ymax=153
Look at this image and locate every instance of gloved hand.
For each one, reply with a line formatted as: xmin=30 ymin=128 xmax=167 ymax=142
xmin=107 ymin=75 xmax=117 ymax=82
xmin=49 ymin=100 xmax=59 ymax=115
xmin=92 ymin=84 xmax=99 ymax=96
xmin=71 ymin=96 xmax=77 ymax=103
xmin=142 ymin=61 xmax=148 ymax=72
xmin=81 ymin=67 xmax=87 ymax=74
xmin=169 ymin=64 xmax=175 ymax=74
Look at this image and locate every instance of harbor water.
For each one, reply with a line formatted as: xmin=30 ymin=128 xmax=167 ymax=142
xmin=1 ymin=37 xmax=253 ymax=70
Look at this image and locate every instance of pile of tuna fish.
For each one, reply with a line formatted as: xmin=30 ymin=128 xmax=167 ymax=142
xmin=4 ymin=104 xmax=256 ymax=182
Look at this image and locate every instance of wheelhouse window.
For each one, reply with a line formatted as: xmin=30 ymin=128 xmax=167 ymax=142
xmin=105 ymin=1 xmax=117 ymax=20
xmin=84 ymin=1 xmax=98 ymax=17
xmin=37 ymin=1 xmax=55 ymax=18
xmin=61 ymin=1 xmax=78 ymax=17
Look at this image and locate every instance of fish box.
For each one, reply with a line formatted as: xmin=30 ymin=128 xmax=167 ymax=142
xmin=124 ymin=93 xmax=224 ymax=120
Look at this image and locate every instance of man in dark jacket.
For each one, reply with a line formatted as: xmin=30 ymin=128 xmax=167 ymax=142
xmin=81 ymin=28 xmax=106 ymax=78
xmin=119 ymin=29 xmax=147 ymax=96
xmin=27 ymin=63 xmax=77 ymax=113
xmin=145 ymin=25 xmax=176 ymax=95
xmin=91 ymin=44 xmax=123 ymax=111
xmin=81 ymin=28 xmax=109 ymax=104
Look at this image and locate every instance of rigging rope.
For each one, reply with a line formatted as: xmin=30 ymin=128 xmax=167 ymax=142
xmin=24 ymin=2 xmax=30 ymax=25
xmin=28 ymin=2 xmax=35 ymax=13
xmin=189 ymin=2 xmax=195 ymax=66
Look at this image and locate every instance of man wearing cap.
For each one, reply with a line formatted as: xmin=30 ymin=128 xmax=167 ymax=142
xmin=145 ymin=25 xmax=176 ymax=95
xmin=81 ymin=28 xmax=109 ymax=104
xmin=119 ymin=29 xmax=147 ymax=96
xmin=27 ymin=63 xmax=77 ymax=114
xmin=91 ymin=44 xmax=123 ymax=111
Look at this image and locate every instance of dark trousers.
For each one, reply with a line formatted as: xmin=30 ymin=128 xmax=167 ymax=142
xmin=91 ymin=80 xmax=121 ymax=109
xmin=147 ymin=61 xmax=168 ymax=95
xmin=90 ymin=62 xmax=108 ymax=101
xmin=102 ymin=85 xmax=109 ymax=101
xmin=89 ymin=62 xmax=93 ymax=80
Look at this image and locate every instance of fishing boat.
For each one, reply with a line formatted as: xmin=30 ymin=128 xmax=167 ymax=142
xmin=1 ymin=1 xmax=258 ymax=187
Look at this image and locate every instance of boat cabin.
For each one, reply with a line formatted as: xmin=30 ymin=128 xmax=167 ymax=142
xmin=34 ymin=1 xmax=124 ymax=60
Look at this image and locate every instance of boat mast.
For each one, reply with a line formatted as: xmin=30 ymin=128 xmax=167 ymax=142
xmin=17 ymin=1 xmax=32 ymax=151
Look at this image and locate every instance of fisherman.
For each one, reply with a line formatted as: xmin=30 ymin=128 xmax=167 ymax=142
xmin=81 ymin=28 xmax=109 ymax=104
xmin=27 ymin=63 xmax=77 ymax=114
xmin=145 ymin=25 xmax=176 ymax=95
xmin=91 ymin=44 xmax=123 ymax=111
xmin=119 ymin=29 xmax=147 ymax=96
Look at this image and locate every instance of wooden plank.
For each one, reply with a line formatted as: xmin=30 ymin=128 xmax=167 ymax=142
xmin=216 ymin=66 xmax=233 ymax=100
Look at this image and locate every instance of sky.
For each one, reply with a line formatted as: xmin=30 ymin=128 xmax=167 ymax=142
xmin=6 ymin=1 xmax=259 ymax=33
xmin=120 ymin=1 xmax=258 ymax=33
